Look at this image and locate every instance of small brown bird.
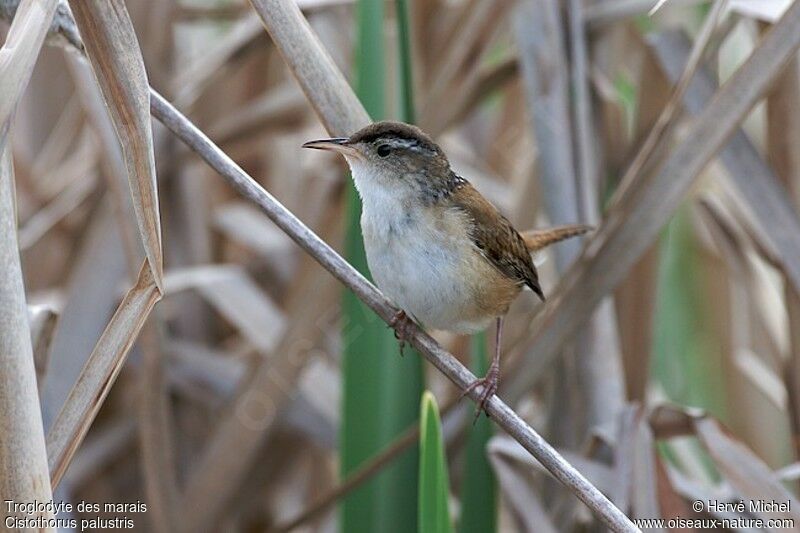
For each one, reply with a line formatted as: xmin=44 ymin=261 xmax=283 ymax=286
xmin=303 ymin=121 xmax=589 ymax=415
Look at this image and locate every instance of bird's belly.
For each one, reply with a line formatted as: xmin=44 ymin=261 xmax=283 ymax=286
xmin=363 ymin=216 xmax=503 ymax=334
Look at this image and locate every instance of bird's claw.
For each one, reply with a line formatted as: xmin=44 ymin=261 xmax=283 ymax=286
xmin=461 ymin=365 xmax=499 ymax=423
xmin=389 ymin=310 xmax=414 ymax=356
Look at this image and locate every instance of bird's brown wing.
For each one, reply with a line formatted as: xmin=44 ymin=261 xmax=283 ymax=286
xmin=449 ymin=179 xmax=544 ymax=300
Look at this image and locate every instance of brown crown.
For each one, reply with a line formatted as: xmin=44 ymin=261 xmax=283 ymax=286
xmin=348 ymin=121 xmax=441 ymax=154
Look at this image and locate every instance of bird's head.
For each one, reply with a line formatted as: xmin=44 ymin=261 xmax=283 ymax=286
xmin=303 ymin=121 xmax=455 ymax=203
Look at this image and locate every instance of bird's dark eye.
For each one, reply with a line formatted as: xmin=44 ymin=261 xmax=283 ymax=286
xmin=377 ymin=144 xmax=391 ymax=157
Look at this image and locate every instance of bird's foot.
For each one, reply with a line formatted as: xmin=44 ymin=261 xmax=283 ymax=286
xmin=461 ymin=363 xmax=499 ymax=423
xmin=389 ymin=310 xmax=415 ymax=356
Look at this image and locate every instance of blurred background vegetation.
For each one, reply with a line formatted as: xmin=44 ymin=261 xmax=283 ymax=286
xmin=2 ymin=0 xmax=800 ymax=531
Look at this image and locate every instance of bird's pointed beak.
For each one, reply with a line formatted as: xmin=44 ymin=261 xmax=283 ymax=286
xmin=302 ymin=137 xmax=359 ymax=157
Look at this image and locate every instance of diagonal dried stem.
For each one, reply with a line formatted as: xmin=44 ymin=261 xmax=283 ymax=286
xmin=65 ymin=42 xmax=179 ymax=529
xmin=23 ymin=3 xmax=171 ymax=510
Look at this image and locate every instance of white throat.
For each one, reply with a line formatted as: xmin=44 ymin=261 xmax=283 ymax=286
xmin=348 ymin=160 xmax=415 ymax=229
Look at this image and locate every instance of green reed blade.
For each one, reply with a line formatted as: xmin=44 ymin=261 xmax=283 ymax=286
xmin=419 ymin=391 xmax=454 ymax=533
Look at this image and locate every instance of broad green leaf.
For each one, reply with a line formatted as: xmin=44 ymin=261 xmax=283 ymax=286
xmin=419 ymin=391 xmax=453 ymax=533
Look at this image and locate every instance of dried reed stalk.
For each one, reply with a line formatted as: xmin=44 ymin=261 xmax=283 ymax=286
xmin=0 ymin=0 xmax=58 ymax=516
xmin=517 ymin=0 xmax=625 ymax=431
xmin=0 ymin=143 xmax=55 ymax=519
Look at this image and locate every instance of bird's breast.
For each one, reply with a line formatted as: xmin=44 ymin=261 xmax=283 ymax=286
xmin=360 ymin=202 xmax=518 ymax=333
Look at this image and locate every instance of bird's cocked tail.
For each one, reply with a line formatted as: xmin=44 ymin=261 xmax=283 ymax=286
xmin=521 ymin=224 xmax=593 ymax=253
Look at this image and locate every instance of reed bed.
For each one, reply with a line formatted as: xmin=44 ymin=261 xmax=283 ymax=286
xmin=1 ymin=0 xmax=800 ymax=531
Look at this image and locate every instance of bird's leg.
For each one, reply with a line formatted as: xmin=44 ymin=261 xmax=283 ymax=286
xmin=389 ymin=309 xmax=415 ymax=356
xmin=462 ymin=316 xmax=503 ymax=421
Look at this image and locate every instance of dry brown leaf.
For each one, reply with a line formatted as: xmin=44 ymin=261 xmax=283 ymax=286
xmin=69 ymin=0 xmax=164 ymax=291
xmin=46 ymin=261 xmax=161 ymax=488
xmin=66 ymin=54 xmax=141 ymax=264
xmin=651 ymin=405 xmax=800 ymax=523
